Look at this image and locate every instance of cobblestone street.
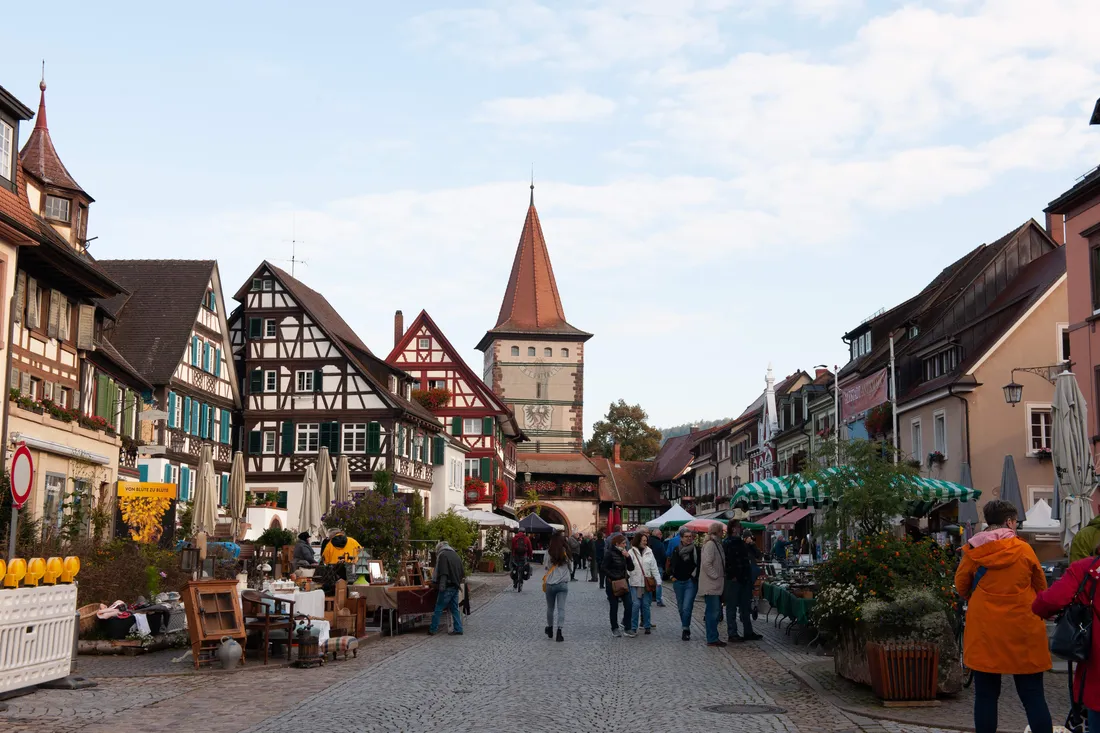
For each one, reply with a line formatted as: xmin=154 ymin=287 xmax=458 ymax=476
xmin=2 ymin=576 xmax=972 ymax=733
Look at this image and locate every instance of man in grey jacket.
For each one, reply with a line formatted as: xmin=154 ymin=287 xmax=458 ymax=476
xmin=566 ymin=533 xmax=582 ymax=580
xmin=429 ymin=541 xmax=465 ymax=636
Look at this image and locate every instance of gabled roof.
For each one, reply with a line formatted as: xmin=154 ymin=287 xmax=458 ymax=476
xmin=261 ymin=262 xmax=373 ymax=354
xmin=1046 ymin=164 xmax=1100 ymax=215
xmin=476 ymin=189 xmax=591 ymax=351
xmin=650 ymin=428 xmax=721 ymax=484
xmin=386 ymin=309 xmax=525 ymax=439
xmin=90 ymin=337 xmax=153 ymax=391
xmin=96 ymin=260 xmax=217 ymax=386
xmin=735 ymin=371 xmax=806 ymax=421
xmin=519 ymin=453 xmax=604 ymax=477
xmin=595 ymin=457 xmax=665 ymax=507
xmin=18 ymin=82 xmax=90 ymax=199
xmin=0 ymin=85 xmax=38 ymax=244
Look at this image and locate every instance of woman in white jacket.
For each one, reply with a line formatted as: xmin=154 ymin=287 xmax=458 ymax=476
xmin=627 ymin=533 xmax=662 ymax=635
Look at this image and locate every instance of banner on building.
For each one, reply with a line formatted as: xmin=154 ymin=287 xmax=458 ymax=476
xmin=117 ymin=482 xmax=178 ymax=499
xmin=841 ymin=369 xmax=888 ymax=420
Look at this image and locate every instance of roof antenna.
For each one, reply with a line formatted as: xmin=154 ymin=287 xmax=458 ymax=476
xmin=530 ymin=164 xmax=535 ymax=206
xmin=280 ymin=215 xmax=308 ymax=277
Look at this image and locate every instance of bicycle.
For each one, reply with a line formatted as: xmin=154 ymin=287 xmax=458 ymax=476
xmin=510 ymin=557 xmax=528 ymax=592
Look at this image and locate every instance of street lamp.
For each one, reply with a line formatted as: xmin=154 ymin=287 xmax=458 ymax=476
xmin=1002 ymin=381 xmax=1024 ymax=406
xmin=1003 ymin=364 xmax=1070 ymax=406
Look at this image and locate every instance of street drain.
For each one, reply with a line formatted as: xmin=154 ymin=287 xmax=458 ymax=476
xmin=703 ymin=704 xmax=786 ymax=715
xmin=452 ymin=689 xmax=472 ymax=694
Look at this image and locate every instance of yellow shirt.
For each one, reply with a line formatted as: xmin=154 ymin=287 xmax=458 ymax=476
xmin=322 ymin=536 xmax=362 ymax=564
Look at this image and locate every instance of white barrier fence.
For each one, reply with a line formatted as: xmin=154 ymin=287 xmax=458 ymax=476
xmin=0 ymin=583 xmax=76 ymax=694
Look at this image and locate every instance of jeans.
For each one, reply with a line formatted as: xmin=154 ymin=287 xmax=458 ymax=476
xmin=655 ymin=581 xmax=663 ymax=604
xmin=590 ymin=558 xmax=598 ymax=582
xmin=1089 ymin=708 xmax=1100 ymax=732
xmin=605 ymin=582 xmax=633 ymax=631
xmin=674 ymin=579 xmax=698 ymax=630
xmin=629 ymin=587 xmax=652 ymax=630
xmin=724 ymin=578 xmax=754 ymax=638
xmin=972 ymin=671 xmax=1051 ymax=733
xmin=545 ymin=582 xmax=568 ymax=628
xmin=704 ymin=595 xmax=722 ymax=643
xmin=430 ymin=586 xmax=462 ymax=634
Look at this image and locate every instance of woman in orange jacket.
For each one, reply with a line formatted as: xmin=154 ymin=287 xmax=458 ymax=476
xmin=954 ymin=500 xmax=1052 ymax=733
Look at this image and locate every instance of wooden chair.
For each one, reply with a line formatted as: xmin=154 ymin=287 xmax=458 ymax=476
xmin=241 ymin=590 xmax=296 ymax=665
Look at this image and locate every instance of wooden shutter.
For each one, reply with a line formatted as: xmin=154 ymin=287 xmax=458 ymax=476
xmin=329 ymin=422 xmax=340 ymax=454
xmin=249 ymin=430 xmax=262 ymax=454
xmin=451 ymin=416 xmax=461 ymax=436
xmin=319 ymin=422 xmax=331 ymax=450
xmin=167 ymin=392 xmax=177 ymax=428
xmin=221 ymin=410 xmax=229 ymax=443
xmin=20 ymin=371 xmax=30 ymax=394
xmin=123 ymin=392 xmax=135 ymax=437
xmin=214 ymin=348 xmax=221 ymax=377
xmin=58 ymin=300 xmax=70 ymax=341
xmin=479 ymin=457 xmax=490 ymax=480
xmin=482 ymin=417 xmax=493 ymax=436
xmin=183 ymin=397 xmax=192 ymax=434
xmin=250 ymin=369 xmax=263 ymax=394
xmin=25 ymin=277 xmax=38 ymax=328
xmin=433 ymin=436 xmax=444 ymax=465
xmin=248 ymin=318 xmax=262 ymax=339
xmin=220 ymin=474 xmax=229 ymax=505
xmin=180 ymin=467 xmax=190 ymax=501
xmin=42 ymin=381 xmax=54 ymax=401
xmin=95 ymin=374 xmax=110 ymax=419
xmin=314 ymin=369 xmax=324 ymax=393
xmin=139 ymin=465 xmax=149 ymax=482
xmin=199 ymin=404 xmax=208 ymax=438
xmin=46 ymin=290 xmax=60 ymax=338
xmin=76 ymin=304 xmax=95 ymax=349
xmin=202 ymin=343 xmax=210 ymax=372
xmin=12 ymin=271 xmax=24 ymax=324
xmin=281 ymin=421 xmax=295 ymax=455
xmin=367 ymin=422 xmax=381 ymax=454
xmin=163 ymin=464 xmax=172 ymax=483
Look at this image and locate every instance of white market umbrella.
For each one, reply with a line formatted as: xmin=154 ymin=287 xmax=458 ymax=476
xmin=316 ymin=446 xmax=335 ymax=518
xmin=335 ymin=455 xmax=351 ymax=505
xmin=190 ymin=445 xmax=218 ymax=536
xmin=645 ymin=503 xmax=694 ymax=529
xmin=228 ymin=451 xmax=247 ymax=540
xmin=297 ymin=464 xmax=322 ymax=535
xmin=1053 ymin=371 xmax=1096 ymax=551
xmin=454 ymin=506 xmax=519 ymax=529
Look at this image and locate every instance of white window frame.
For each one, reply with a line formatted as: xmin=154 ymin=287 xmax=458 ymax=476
xmin=932 ymin=410 xmax=947 ymax=458
xmin=44 ymin=195 xmax=71 ymax=222
xmin=1027 ymin=485 xmax=1055 ymax=510
xmin=172 ymin=396 xmax=182 ymax=428
xmin=1057 ymin=322 xmax=1070 ymax=364
xmin=911 ymin=418 xmax=922 ymax=466
xmin=418 ymin=338 xmax=430 ymax=349
xmin=428 ymin=379 xmax=446 ymax=390
xmin=296 ymin=370 xmax=314 ymax=393
xmin=265 ymin=318 xmax=277 ymax=339
xmin=343 ymin=423 xmax=367 ymax=454
xmin=464 ymin=458 xmax=480 ymax=478
xmin=296 ymin=423 xmax=320 ymax=453
xmin=463 ymin=418 xmax=481 ymax=435
xmin=0 ymin=120 xmax=12 ymax=182
xmin=1026 ymin=403 xmax=1053 ymax=455
xmin=265 ymin=370 xmax=277 ymax=392
xmin=262 ymin=431 xmax=276 ymax=454
xmin=262 ymin=279 xmax=274 ymax=291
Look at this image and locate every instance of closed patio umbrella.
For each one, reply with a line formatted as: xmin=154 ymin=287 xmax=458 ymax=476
xmin=190 ymin=445 xmax=218 ymax=537
xmin=1053 ymin=370 xmax=1096 ymax=551
xmin=1000 ymin=455 xmax=1025 ymax=518
xmin=335 ymin=455 xmax=351 ymax=505
xmin=316 ymin=446 xmax=334 ymax=516
xmin=958 ymin=463 xmax=979 ymax=531
xmin=227 ymin=451 xmax=246 ymax=540
xmin=297 ymin=464 xmax=321 ymax=535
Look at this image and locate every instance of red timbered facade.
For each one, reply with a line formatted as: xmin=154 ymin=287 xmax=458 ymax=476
xmin=386 ymin=309 xmax=524 ymax=510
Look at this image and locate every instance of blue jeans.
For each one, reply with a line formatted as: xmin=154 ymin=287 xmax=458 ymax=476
xmin=673 ymin=579 xmax=698 ymax=630
xmin=545 ymin=582 xmax=568 ymax=627
xmin=1089 ymin=708 xmax=1100 ymax=731
xmin=704 ymin=595 xmax=722 ymax=643
xmin=655 ymin=582 xmax=663 ymax=604
xmin=972 ymin=671 xmax=1050 ymax=733
xmin=629 ymin=587 xmax=652 ymax=630
xmin=430 ymin=586 xmax=462 ymax=634
xmin=605 ymin=582 xmax=633 ymax=631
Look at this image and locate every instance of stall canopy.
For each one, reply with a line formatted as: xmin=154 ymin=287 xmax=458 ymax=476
xmin=756 ymin=508 xmax=794 ymax=526
xmin=645 ymin=503 xmax=695 ymax=529
xmin=774 ymin=507 xmax=813 ymax=530
xmin=731 ymin=468 xmax=982 ymax=508
xmin=519 ymin=513 xmax=554 ymax=533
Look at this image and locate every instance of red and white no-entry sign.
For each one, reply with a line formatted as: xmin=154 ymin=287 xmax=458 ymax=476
xmin=10 ymin=443 xmax=34 ymax=509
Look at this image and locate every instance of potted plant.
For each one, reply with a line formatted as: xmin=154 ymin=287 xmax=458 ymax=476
xmin=927 ymin=451 xmax=945 ymax=465
xmin=1034 ymin=447 xmax=1052 ymax=461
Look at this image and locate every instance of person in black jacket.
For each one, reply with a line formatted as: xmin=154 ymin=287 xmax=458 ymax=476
xmin=593 ymin=530 xmax=606 ymax=584
xmin=723 ymin=520 xmax=761 ymax=642
xmin=649 ymin=528 xmax=667 ymax=607
xmin=601 ymin=534 xmax=635 ymax=637
xmin=669 ymin=528 xmax=701 ymax=640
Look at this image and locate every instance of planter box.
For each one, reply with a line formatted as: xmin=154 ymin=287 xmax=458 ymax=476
xmin=866 ymin=641 xmax=939 ymax=702
xmin=834 ymin=618 xmax=963 ymax=695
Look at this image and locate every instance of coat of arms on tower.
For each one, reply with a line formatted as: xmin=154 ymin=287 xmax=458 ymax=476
xmin=524 ymin=403 xmax=553 ymax=429
xmin=520 ymin=360 xmax=561 ymax=430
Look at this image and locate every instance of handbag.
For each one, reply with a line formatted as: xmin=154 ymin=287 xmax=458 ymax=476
xmin=611 ymin=578 xmax=629 ymax=597
xmin=1050 ymin=558 xmax=1100 ymax=662
xmin=542 ymin=563 xmax=558 ymax=593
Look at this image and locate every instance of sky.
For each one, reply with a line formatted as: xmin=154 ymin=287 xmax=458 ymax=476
xmin=6 ymin=0 xmax=1100 ymax=435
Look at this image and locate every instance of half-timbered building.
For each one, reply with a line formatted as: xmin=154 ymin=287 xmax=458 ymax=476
xmin=387 ymin=309 xmax=524 ymax=512
xmin=98 ymin=260 xmax=241 ymax=506
xmin=229 ymin=262 xmax=442 ymax=527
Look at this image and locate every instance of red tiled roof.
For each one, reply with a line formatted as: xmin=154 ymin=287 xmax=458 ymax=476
xmin=19 ymin=83 xmax=90 ymax=199
xmin=0 ymin=159 xmax=40 ymax=242
xmin=595 ymin=457 xmax=665 ymax=507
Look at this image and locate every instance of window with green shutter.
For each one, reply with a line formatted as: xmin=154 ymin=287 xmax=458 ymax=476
xmin=192 ymin=401 xmax=200 ymax=435
xmin=202 ymin=343 xmax=210 ymax=372
xmin=220 ymin=474 xmax=229 ymax=505
xmin=122 ymin=392 xmax=135 ymax=438
xmin=248 ymin=430 xmax=262 ymax=454
xmin=367 ymin=422 xmax=381 ymax=454
xmin=479 ymin=457 xmax=490 ymax=481
xmin=314 ymin=369 xmax=324 ymax=393
xmin=248 ymin=318 xmax=262 ymax=339
xmin=433 ymin=436 xmax=444 ymax=465
xmin=183 ymin=397 xmax=192 ymax=434
xmin=250 ymin=369 xmax=263 ymax=394
xmin=329 ymin=421 xmax=340 ymax=454
xmin=451 ymin=417 xmax=461 ymax=436
xmin=200 ymin=404 xmax=208 ymax=438
xmin=214 ymin=348 xmax=221 ymax=377
xmin=319 ymin=422 xmax=331 ymax=451
xmin=191 ymin=336 xmax=200 ymax=366
xmin=482 ymin=417 xmax=493 ymax=436
xmin=281 ymin=421 xmax=295 ymax=455
xmin=181 ymin=466 xmax=190 ymax=501
xmin=168 ymin=392 xmax=177 ymax=428
xmin=164 ymin=464 xmax=172 ymax=483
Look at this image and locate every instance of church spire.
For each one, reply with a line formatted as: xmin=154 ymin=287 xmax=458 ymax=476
xmin=34 ymin=77 xmax=47 ymax=132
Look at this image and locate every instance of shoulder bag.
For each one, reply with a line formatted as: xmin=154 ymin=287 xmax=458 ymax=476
xmin=542 ymin=563 xmax=557 ymax=593
xmin=1050 ymin=558 xmax=1100 ymax=662
xmin=611 ymin=577 xmax=629 ymax=597
xmin=638 ymin=549 xmax=657 ymax=593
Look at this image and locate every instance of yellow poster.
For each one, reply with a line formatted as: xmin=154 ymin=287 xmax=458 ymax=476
xmin=117 ymin=482 xmax=178 ymax=499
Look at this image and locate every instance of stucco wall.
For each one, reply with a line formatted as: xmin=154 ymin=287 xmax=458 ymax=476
xmin=493 ymin=338 xmax=584 ymax=448
xmin=1063 ymin=201 xmax=1100 ymax=438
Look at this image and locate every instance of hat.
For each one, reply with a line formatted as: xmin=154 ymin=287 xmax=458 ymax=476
xmin=298 ymin=532 xmax=310 ymax=541
xmin=327 ymin=528 xmax=343 ymax=539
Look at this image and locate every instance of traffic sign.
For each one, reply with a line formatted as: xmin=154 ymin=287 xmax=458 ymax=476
xmin=10 ymin=444 xmax=34 ymax=509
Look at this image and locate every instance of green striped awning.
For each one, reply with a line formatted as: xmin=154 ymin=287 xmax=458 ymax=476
xmin=731 ymin=468 xmax=981 ymax=508
xmin=899 ymin=476 xmax=982 ymax=503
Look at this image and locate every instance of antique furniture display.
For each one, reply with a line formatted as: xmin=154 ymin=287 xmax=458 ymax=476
xmin=182 ymin=579 xmax=247 ymax=670
xmin=241 ymin=589 xmax=296 ymax=665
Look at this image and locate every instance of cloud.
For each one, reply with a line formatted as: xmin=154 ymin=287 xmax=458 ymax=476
xmin=475 ymin=90 xmax=617 ymax=124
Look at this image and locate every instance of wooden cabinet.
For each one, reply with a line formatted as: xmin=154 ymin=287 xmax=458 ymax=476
xmin=182 ymin=579 xmax=246 ymax=669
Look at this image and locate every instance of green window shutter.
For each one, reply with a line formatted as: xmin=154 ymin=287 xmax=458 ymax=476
xmin=181 ymin=467 xmax=190 ymax=501
xmin=138 ymin=464 xmax=149 ymax=482
xmin=433 ymin=436 xmax=444 ymax=465
xmin=319 ymin=422 xmax=331 ymax=450
xmin=167 ymin=392 xmax=177 ymax=428
xmin=479 ymin=457 xmax=490 ymax=480
xmin=281 ymin=421 xmax=295 ymax=455
xmin=191 ymin=336 xmax=200 ymax=366
xmin=183 ymin=397 xmax=192 ymax=434
xmin=330 ymin=422 xmax=340 ymax=454
xmin=123 ymin=392 xmax=135 ymax=437
xmin=248 ymin=430 xmax=262 ymax=454
xmin=214 ymin=347 xmax=221 ymax=377
xmin=482 ymin=417 xmax=493 ymax=436
xmin=192 ymin=401 xmax=200 ymax=435
xmin=220 ymin=474 xmax=229 ymax=505
xmin=250 ymin=369 xmax=263 ymax=394
xmin=222 ymin=410 xmax=231 ymax=444
xmin=163 ymin=464 xmax=172 ymax=483
xmin=202 ymin=343 xmax=210 ymax=372
xmin=314 ymin=369 xmax=324 ymax=393
xmin=94 ymin=374 xmax=110 ymax=420
xmin=248 ymin=318 xmax=262 ymax=339
xmin=451 ymin=416 xmax=461 ymax=436
xmin=200 ymin=404 xmax=208 ymax=439
xmin=367 ymin=422 xmax=381 ymax=454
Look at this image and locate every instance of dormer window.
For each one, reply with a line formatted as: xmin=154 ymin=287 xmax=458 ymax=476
xmin=849 ymin=331 xmax=871 ymax=361
xmin=0 ymin=120 xmax=12 ymax=183
xmin=45 ymin=195 xmax=70 ymax=222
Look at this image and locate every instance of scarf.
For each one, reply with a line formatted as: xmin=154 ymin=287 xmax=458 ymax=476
xmin=677 ymin=542 xmax=696 ymax=562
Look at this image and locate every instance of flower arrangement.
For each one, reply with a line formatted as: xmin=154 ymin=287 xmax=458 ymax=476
xmin=529 ymin=480 xmax=558 ymax=496
xmin=411 ymin=388 xmax=451 ymax=410
xmin=562 ymin=481 xmax=597 ymax=496
xmin=927 ymin=451 xmax=945 ymax=465
xmin=864 ymin=404 xmax=893 ymax=438
xmin=9 ymin=390 xmax=117 ymax=434
xmin=492 ymin=479 xmax=508 ymax=506
xmin=1034 ymin=447 xmax=1052 ymax=461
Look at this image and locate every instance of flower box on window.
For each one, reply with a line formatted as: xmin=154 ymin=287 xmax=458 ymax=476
xmin=1033 ymin=447 xmax=1052 ymax=461
xmin=927 ymin=451 xmax=945 ymax=465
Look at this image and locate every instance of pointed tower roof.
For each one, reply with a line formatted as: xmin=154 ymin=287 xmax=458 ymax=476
xmin=476 ymin=186 xmax=591 ymax=351
xmin=19 ymin=81 xmax=91 ymax=199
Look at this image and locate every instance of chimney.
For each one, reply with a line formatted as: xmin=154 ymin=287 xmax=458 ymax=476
xmin=613 ymin=443 xmax=621 ymax=467
xmin=393 ymin=310 xmax=404 ymax=347
xmin=815 ymin=368 xmax=829 ymax=380
xmin=689 ymin=424 xmax=699 ymax=434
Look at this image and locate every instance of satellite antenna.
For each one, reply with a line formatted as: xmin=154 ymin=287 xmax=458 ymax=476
xmin=280 ymin=216 xmax=308 ymax=277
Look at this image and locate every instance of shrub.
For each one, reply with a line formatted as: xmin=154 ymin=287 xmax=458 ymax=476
xmin=256 ymin=526 xmax=295 ymax=549
xmin=323 ymin=492 xmax=409 ymax=578
xmin=424 ymin=510 xmax=480 ymax=570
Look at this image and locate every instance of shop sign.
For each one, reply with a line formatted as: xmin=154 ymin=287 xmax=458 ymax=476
xmin=841 ymin=369 xmax=888 ymax=419
xmin=117 ymin=481 xmax=179 ymax=500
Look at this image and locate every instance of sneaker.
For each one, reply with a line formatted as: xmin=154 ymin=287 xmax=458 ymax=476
xmin=427 ymin=630 xmax=437 ymax=636
xmin=644 ymin=628 xmax=651 ymax=635
xmin=681 ymin=629 xmax=689 ymax=641
xmin=612 ymin=628 xmax=622 ymax=637
xmin=728 ymin=634 xmax=745 ymax=643
xmin=650 ymin=623 xmax=657 ymax=628
xmin=656 ymin=602 xmax=666 ymax=607
xmin=743 ymin=633 xmax=763 ymax=641
xmin=556 ymin=629 xmax=564 ymax=643
xmin=545 ymin=625 xmax=553 ymax=639
xmin=624 ymin=630 xmax=637 ymax=638
xmin=448 ymin=631 xmax=463 ymax=636
xmin=707 ymin=640 xmax=728 ymax=648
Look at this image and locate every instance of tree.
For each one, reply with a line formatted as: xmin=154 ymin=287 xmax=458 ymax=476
xmin=373 ymin=469 xmax=394 ymax=498
xmin=517 ymin=487 xmax=542 ymax=517
xmin=424 ymin=510 xmax=480 ymax=570
xmin=587 ymin=400 xmax=663 ymax=461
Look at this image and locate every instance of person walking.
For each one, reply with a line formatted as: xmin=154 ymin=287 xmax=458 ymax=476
xmin=594 ymin=530 xmax=606 ymax=585
xmin=650 ymin=528 xmax=667 ymax=607
xmin=567 ymin=533 xmax=581 ymax=581
xmin=601 ymin=533 xmax=635 ymax=637
xmin=723 ymin=520 xmax=762 ymax=642
xmin=670 ymin=527 xmax=701 ymax=640
xmin=579 ymin=534 xmax=591 ymax=571
xmin=543 ymin=533 xmax=572 ymax=642
xmin=699 ymin=523 xmax=727 ymax=648
xmin=428 ymin=540 xmax=466 ymax=636
xmin=1033 ymin=546 xmax=1100 ymax=729
xmin=627 ymin=533 xmax=661 ymax=635
xmin=954 ymin=500 xmax=1052 ymax=733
